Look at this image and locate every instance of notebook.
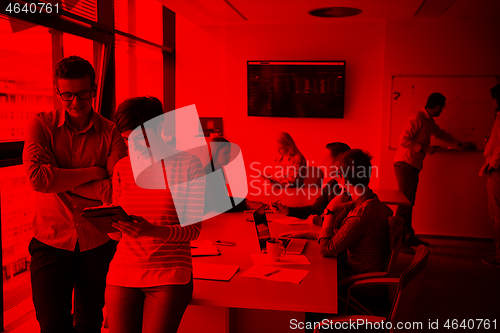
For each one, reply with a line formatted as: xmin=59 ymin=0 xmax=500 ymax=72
xmin=192 ymin=263 xmax=239 ymax=281
xmin=252 ymin=204 xmax=307 ymax=255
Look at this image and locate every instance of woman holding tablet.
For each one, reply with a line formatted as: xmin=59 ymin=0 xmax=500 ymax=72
xmin=105 ymin=97 xmax=205 ymax=333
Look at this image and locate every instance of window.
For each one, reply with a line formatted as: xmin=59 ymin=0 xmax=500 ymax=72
xmin=0 ymin=17 xmax=103 ymax=143
xmin=0 ymin=165 xmax=35 ymax=328
xmin=63 ymin=0 xmax=98 ymax=22
xmin=114 ymin=0 xmax=165 ymax=106
xmin=115 ymin=36 xmax=164 ymax=105
xmin=62 ymin=32 xmax=94 ymax=64
xmin=0 ymin=19 xmax=53 ymax=143
xmin=0 ymin=15 xmax=103 ymax=328
xmin=0 ymin=3 xmax=174 ymax=330
xmin=114 ymin=0 xmax=162 ymax=45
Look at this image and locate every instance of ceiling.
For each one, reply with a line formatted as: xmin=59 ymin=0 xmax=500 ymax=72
xmin=159 ymin=0 xmax=500 ymax=25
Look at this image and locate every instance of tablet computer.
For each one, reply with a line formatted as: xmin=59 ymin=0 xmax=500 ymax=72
xmin=81 ymin=206 xmax=133 ymax=233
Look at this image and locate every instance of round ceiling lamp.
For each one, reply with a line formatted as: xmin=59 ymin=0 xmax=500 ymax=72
xmin=308 ymin=7 xmax=362 ymax=18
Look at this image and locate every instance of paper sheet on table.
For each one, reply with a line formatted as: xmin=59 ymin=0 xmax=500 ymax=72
xmin=274 ymin=216 xmax=313 ymax=225
xmin=250 ymin=253 xmax=310 ymax=266
xmin=241 ymin=265 xmax=309 ymax=284
xmin=191 ymin=239 xmax=220 ymax=256
xmin=192 ymin=263 xmax=239 ymax=281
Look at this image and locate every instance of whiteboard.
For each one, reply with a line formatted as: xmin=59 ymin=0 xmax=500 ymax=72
xmin=390 ymin=76 xmax=499 ymax=150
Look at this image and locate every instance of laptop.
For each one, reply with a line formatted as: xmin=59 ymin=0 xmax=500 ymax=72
xmin=252 ymin=204 xmax=307 ymax=255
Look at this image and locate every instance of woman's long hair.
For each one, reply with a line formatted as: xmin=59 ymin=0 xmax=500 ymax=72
xmin=276 ymin=132 xmax=304 ymax=158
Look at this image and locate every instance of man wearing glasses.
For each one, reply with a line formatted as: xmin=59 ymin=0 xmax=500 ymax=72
xmin=23 ymin=56 xmax=127 ymax=333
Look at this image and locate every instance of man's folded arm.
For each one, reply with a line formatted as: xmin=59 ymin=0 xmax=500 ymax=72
xmin=77 ymin=127 xmax=128 ymax=203
xmin=23 ymin=115 xmax=106 ymax=193
xmin=71 ymin=181 xmax=105 ymax=201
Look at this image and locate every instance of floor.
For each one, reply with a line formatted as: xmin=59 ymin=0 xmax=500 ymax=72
xmin=3 ymin=236 xmax=499 ymax=332
xmin=404 ymin=237 xmax=500 ymax=323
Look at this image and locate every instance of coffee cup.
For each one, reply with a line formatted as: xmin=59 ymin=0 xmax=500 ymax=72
xmin=267 ymin=238 xmax=286 ymax=262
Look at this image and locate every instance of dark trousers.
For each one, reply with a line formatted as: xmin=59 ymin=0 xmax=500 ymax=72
xmin=487 ymin=168 xmax=500 ymax=261
xmin=394 ymin=161 xmax=420 ymax=238
xmin=29 ymin=238 xmax=117 ymax=333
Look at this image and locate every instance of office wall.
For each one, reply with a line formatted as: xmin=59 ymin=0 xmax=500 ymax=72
xmin=380 ymin=18 xmax=500 ymax=238
xmin=175 ymin=16 xmax=228 ymax=120
xmin=176 ymin=16 xmax=386 ymax=189
xmin=176 ymin=15 xmax=499 ymax=238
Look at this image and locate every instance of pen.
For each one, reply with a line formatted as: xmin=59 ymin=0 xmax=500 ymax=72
xmin=214 ymin=240 xmax=236 ymax=246
xmin=264 ymin=269 xmax=280 ymax=277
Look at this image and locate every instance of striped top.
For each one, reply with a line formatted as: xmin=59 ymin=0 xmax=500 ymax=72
xmin=107 ymin=152 xmax=205 ymax=287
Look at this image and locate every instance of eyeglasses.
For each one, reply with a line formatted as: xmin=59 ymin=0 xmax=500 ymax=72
xmin=57 ymin=89 xmax=93 ymax=101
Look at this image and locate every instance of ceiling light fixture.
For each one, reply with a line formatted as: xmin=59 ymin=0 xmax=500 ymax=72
xmin=308 ymin=7 xmax=362 ymax=18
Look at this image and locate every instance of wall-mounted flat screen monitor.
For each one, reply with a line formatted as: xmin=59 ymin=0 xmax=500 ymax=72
xmin=248 ymin=61 xmax=345 ymax=118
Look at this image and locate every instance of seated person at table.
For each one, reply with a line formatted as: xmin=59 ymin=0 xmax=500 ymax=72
xmin=204 ymin=137 xmax=248 ymax=214
xmin=279 ymin=149 xmax=392 ymax=244
xmin=319 ymin=149 xmax=390 ymax=279
xmin=271 ymin=142 xmax=350 ymax=219
xmin=264 ymin=132 xmax=306 ymax=187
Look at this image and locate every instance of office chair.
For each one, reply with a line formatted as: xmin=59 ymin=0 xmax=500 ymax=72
xmin=315 ymin=245 xmax=429 ymax=332
xmin=338 ymin=216 xmax=404 ymax=287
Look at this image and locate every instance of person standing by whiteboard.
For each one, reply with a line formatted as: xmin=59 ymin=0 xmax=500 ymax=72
xmin=394 ymin=92 xmax=475 ymax=254
xmin=480 ymin=84 xmax=500 ymax=267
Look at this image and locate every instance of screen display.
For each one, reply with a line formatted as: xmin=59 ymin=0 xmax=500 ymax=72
xmin=248 ymin=61 xmax=345 ymax=118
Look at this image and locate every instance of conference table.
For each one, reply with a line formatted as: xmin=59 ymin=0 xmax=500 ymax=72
xmin=177 ymin=188 xmax=408 ymax=333
xmin=178 ymin=212 xmax=337 ymax=333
